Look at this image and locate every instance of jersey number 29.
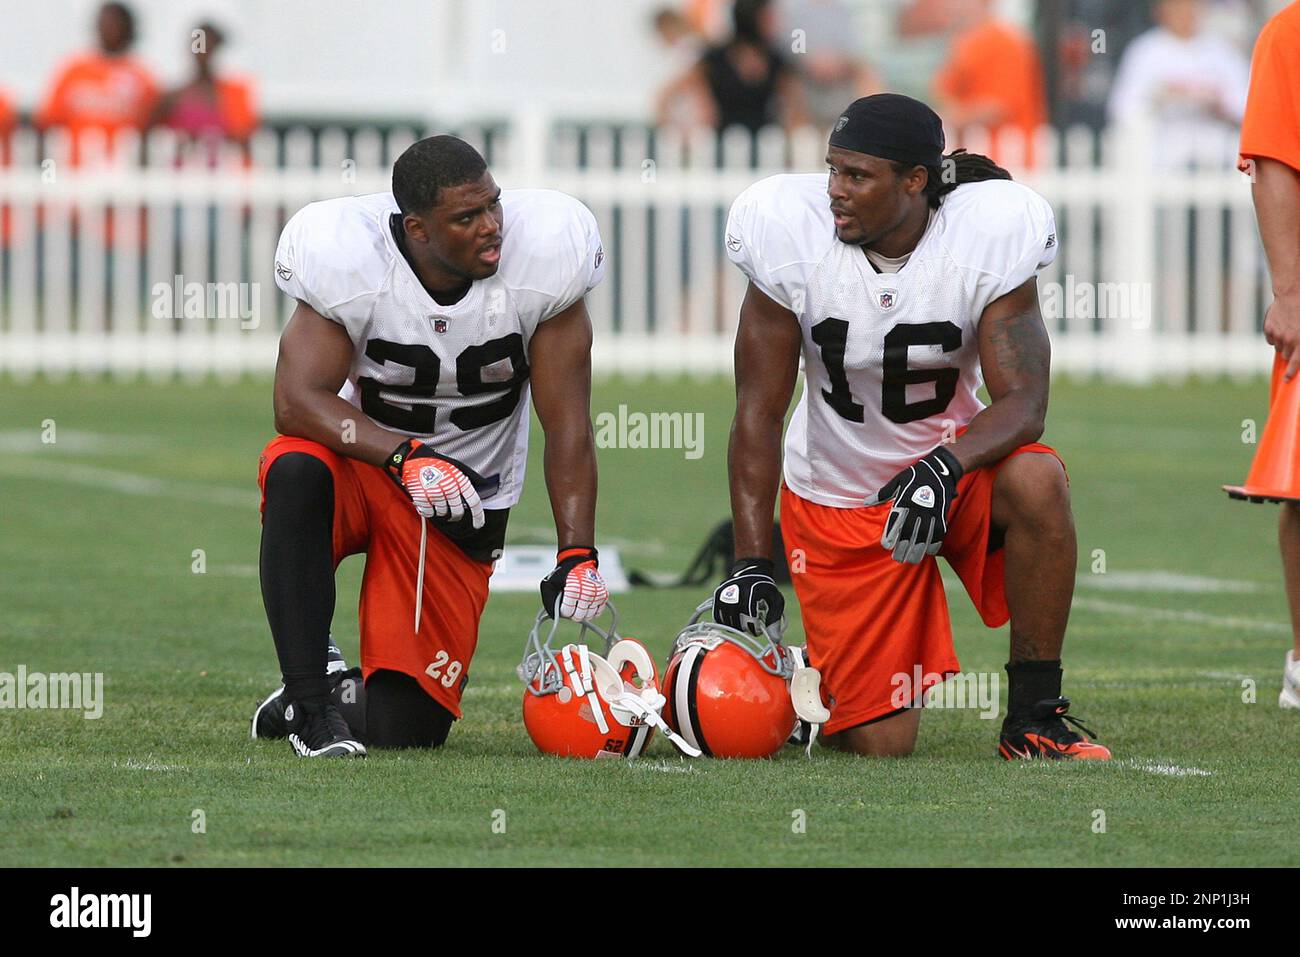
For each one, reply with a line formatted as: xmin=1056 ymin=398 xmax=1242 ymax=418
xmin=357 ymin=334 xmax=530 ymax=433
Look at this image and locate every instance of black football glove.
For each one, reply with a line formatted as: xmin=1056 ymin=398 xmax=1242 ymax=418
xmin=712 ymin=557 xmax=784 ymax=636
xmin=540 ymin=547 xmax=608 ymax=622
xmin=866 ymin=445 xmax=963 ymax=564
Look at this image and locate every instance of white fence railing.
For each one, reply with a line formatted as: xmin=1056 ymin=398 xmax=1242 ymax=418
xmin=0 ymin=117 xmax=1274 ymax=380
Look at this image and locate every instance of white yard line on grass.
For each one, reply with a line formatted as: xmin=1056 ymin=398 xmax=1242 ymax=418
xmin=1071 ymin=596 xmax=1290 ymax=634
xmin=0 ymin=458 xmax=257 ymax=508
xmin=1115 ymin=758 xmax=1214 ymax=778
xmin=0 ymin=429 xmax=160 ymax=454
xmin=1075 ymin=571 xmax=1265 ymax=594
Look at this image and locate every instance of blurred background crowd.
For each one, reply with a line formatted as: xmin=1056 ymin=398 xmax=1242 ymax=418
xmin=0 ymin=0 xmax=1288 ymax=380
xmin=0 ymin=0 xmax=1280 ymax=170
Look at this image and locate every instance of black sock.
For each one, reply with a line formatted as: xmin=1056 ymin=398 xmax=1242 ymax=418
xmin=260 ymin=453 xmax=336 ymax=704
xmin=365 ymin=670 xmax=454 ymax=749
xmin=1005 ymin=659 xmax=1063 ymax=716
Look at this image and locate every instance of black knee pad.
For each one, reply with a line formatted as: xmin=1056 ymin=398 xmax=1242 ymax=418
xmin=365 ymin=669 xmax=455 ymax=749
xmin=265 ymin=451 xmax=333 ymax=499
xmin=263 ymin=453 xmax=334 ymax=529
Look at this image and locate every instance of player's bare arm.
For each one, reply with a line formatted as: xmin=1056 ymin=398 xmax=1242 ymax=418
xmin=1253 ymin=157 xmax=1300 ymax=379
xmin=531 ymin=295 xmax=609 ymax=621
xmin=529 ymin=296 xmax=598 ymax=551
xmin=274 ymin=301 xmax=487 ymax=525
xmin=272 ymin=301 xmax=405 ymax=465
xmin=712 ymin=281 xmax=801 ymax=633
xmin=729 ymin=282 xmax=801 ymax=561
xmin=946 ymin=277 xmax=1051 ymax=473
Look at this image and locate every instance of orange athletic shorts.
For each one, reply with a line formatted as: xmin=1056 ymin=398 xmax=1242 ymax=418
xmin=779 ymin=442 xmax=1063 ymax=735
xmin=257 ymin=436 xmax=493 ymax=718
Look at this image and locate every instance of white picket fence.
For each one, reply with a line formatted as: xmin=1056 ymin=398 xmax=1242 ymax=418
xmin=0 ymin=115 xmax=1273 ymax=380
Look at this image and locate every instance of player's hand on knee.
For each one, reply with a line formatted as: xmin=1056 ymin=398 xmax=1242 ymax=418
xmin=384 ymin=438 xmax=487 ymax=529
xmin=712 ymin=558 xmax=785 ymax=636
xmin=867 ymin=445 xmax=963 ymax=564
xmin=540 ymin=547 xmax=608 ymax=621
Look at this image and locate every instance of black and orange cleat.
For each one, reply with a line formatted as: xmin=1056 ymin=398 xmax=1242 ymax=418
xmin=998 ymin=697 xmax=1111 ymax=761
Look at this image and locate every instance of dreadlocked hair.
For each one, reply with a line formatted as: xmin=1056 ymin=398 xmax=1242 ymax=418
xmin=891 ymin=149 xmax=1012 ymax=209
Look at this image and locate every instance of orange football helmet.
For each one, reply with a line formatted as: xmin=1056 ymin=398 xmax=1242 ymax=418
xmin=519 ymin=604 xmax=701 ymax=759
xmin=662 ymin=600 xmax=800 ymax=758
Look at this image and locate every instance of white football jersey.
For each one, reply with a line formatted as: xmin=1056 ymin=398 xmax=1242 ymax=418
xmin=726 ymin=174 xmax=1057 ymax=508
xmin=274 ymin=189 xmax=605 ymax=509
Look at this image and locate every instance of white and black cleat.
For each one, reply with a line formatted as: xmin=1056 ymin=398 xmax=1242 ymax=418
xmin=285 ymin=700 xmax=366 ymax=758
xmin=250 ymin=640 xmax=351 ymax=740
xmin=1281 ymin=650 xmax=1300 ymax=710
xmin=251 ymin=685 xmax=287 ymax=740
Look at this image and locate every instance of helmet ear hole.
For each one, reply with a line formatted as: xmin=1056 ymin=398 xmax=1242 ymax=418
xmin=607 ymin=638 xmax=657 ymax=688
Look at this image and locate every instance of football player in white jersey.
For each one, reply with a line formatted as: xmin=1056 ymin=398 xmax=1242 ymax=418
xmin=715 ymin=94 xmax=1110 ymax=760
xmin=248 ymin=136 xmax=609 ymax=757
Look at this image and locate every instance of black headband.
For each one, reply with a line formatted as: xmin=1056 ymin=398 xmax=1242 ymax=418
xmin=828 ymin=93 xmax=945 ymax=169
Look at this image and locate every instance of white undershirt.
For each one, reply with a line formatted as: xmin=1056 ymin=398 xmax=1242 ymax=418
xmin=863 ymin=209 xmax=935 ymax=274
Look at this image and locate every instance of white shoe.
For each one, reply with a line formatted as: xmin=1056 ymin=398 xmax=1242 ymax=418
xmin=1280 ymin=651 xmax=1300 ymax=710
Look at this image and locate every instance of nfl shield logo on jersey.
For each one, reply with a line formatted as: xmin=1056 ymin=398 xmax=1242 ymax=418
xmin=433 ymin=317 xmax=449 ymax=333
xmin=878 ymin=288 xmax=898 ymax=310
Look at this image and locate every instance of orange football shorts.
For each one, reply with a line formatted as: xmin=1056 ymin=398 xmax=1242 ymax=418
xmin=257 ymin=436 xmax=493 ymax=718
xmin=779 ymin=442 xmax=1063 ymax=735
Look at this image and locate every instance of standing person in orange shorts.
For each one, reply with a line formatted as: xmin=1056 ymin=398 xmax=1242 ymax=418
xmin=714 ymin=93 xmax=1110 ymax=759
xmin=1236 ymin=1 xmax=1300 ymax=709
xmin=35 ymin=2 xmax=158 ymax=164
xmin=248 ymin=135 xmax=609 ymax=757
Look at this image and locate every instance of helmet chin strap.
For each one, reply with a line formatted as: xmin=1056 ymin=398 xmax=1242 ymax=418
xmin=561 ymin=643 xmax=610 ymax=735
xmin=559 ymin=640 xmax=702 ymax=758
xmin=610 ymin=688 xmax=702 ymax=758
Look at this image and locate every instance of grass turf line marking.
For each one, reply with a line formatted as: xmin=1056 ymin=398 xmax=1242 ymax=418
xmin=1074 ymin=571 xmax=1265 ymax=594
xmin=0 ymin=458 xmax=257 ymax=508
xmin=0 ymin=429 xmax=160 ymax=454
xmin=1071 ymin=596 xmax=1290 ymax=634
xmin=1114 ymin=759 xmax=1215 ymax=778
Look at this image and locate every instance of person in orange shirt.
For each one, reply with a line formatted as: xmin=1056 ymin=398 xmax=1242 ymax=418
xmin=932 ymin=0 xmax=1046 ymax=169
xmin=0 ymin=89 xmax=14 ymax=137
xmin=152 ymin=20 xmax=258 ymax=161
xmin=35 ymin=1 xmax=158 ymax=164
xmin=1236 ymin=1 xmax=1300 ymax=710
xmin=0 ymin=88 xmax=14 ymax=247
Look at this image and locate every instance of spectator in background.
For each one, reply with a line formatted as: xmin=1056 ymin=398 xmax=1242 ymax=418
xmin=652 ymin=7 xmax=707 ymax=129
xmin=932 ymin=0 xmax=1047 ymax=168
xmin=151 ymin=21 xmax=258 ymax=159
xmin=35 ymin=2 xmax=158 ymax=163
xmin=657 ymin=0 xmax=809 ymax=135
xmin=1106 ymin=0 xmax=1250 ymax=169
xmin=0 ymin=88 xmax=14 ymax=136
xmin=777 ymin=0 xmax=880 ymax=131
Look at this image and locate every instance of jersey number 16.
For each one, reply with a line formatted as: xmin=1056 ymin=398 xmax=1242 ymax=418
xmin=811 ymin=318 xmax=962 ymax=425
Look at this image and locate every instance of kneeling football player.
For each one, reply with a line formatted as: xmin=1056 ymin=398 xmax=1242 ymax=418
xmin=713 ymin=94 xmax=1110 ymax=760
xmin=250 ymin=135 xmax=609 ymax=757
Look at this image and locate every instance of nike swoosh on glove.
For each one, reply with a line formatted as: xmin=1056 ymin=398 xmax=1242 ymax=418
xmin=866 ymin=445 xmax=963 ymax=564
xmin=540 ymin=547 xmax=608 ymax=622
xmin=712 ymin=557 xmax=784 ymax=636
xmin=384 ymin=438 xmax=487 ymax=529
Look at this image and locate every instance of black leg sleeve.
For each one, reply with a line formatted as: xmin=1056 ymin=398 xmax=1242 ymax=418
xmin=259 ymin=452 xmax=336 ymax=704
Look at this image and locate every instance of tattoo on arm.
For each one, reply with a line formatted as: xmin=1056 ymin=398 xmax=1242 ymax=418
xmin=985 ymin=303 xmax=1050 ymax=394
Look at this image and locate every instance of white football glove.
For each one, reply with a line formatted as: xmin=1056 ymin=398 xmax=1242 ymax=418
xmin=541 ymin=547 xmax=609 ymax=622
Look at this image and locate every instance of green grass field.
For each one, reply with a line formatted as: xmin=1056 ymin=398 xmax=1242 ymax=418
xmin=1 ymin=374 xmax=1297 ymax=867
